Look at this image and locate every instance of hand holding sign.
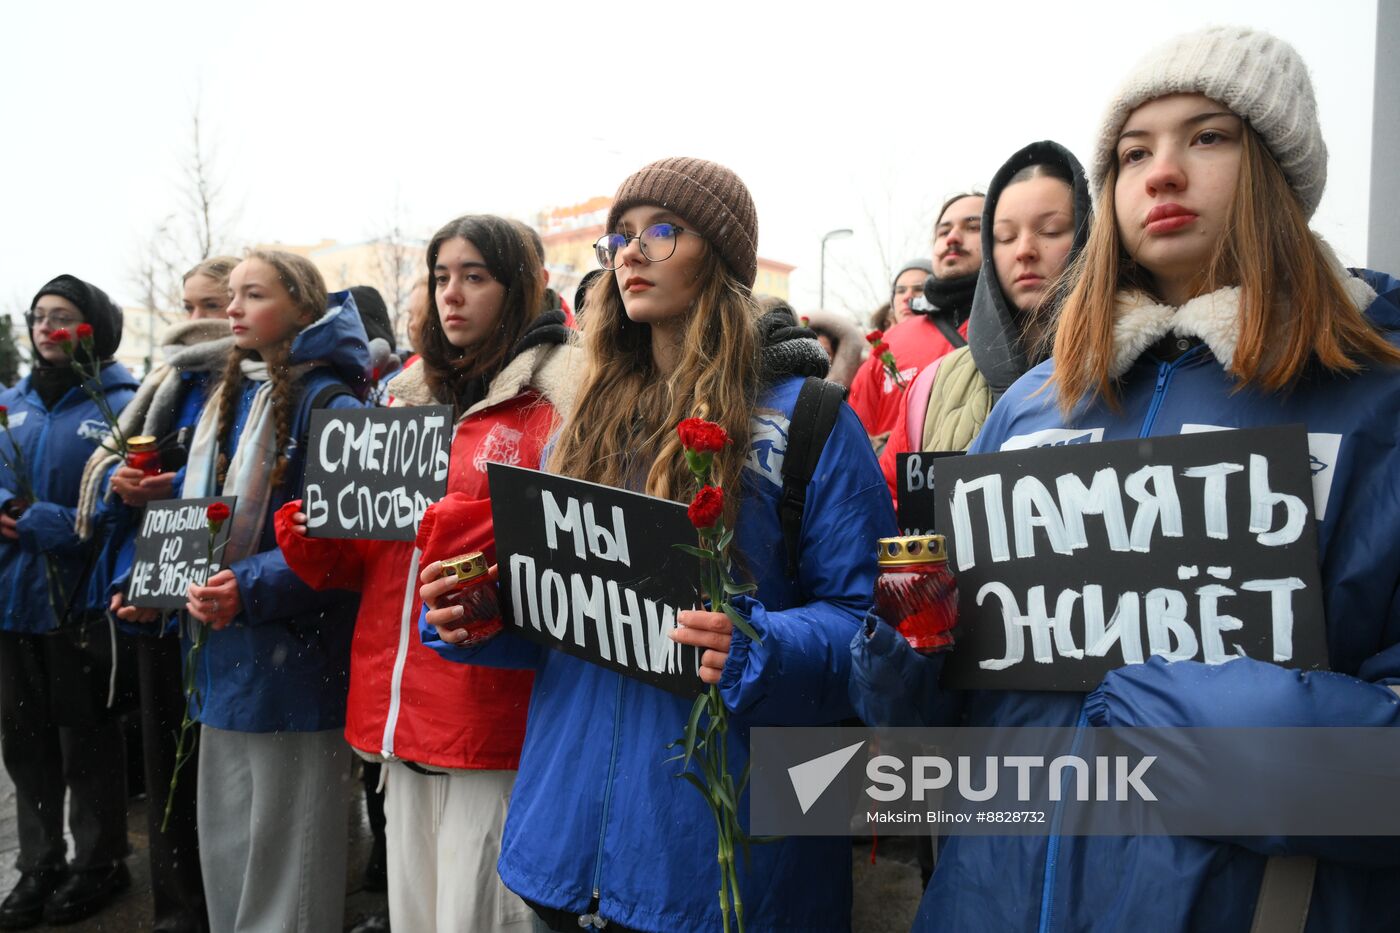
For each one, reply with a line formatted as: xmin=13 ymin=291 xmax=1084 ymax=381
xmin=669 ymin=609 xmax=733 ymax=685
xmin=128 ymin=497 xmax=237 ymax=611
xmin=186 ymin=569 xmax=240 ymax=631
xmin=110 ymin=591 xmax=159 ymax=626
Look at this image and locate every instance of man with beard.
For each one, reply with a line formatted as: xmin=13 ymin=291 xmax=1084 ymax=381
xmin=849 ymin=192 xmax=984 ymax=451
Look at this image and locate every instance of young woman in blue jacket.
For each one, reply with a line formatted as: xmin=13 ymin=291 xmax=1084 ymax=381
xmin=124 ymin=250 xmax=369 ymax=933
xmin=421 ymin=158 xmax=896 ymax=932
xmin=851 ymin=27 xmax=1400 ymax=933
xmin=0 ymin=276 xmax=138 ymax=928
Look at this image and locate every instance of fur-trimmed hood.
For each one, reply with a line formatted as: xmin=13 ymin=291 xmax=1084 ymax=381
xmin=1108 ymin=239 xmax=1379 ymax=378
xmin=387 ymin=337 xmax=585 ymax=424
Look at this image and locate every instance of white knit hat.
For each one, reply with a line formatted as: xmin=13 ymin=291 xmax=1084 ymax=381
xmin=1091 ymin=26 xmax=1327 ymax=218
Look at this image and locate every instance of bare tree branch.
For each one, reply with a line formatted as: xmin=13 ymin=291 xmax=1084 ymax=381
xmin=372 ymin=195 xmax=419 ymax=345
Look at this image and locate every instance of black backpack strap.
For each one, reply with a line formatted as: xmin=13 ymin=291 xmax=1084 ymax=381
xmin=780 ymin=377 xmax=848 ymax=579
xmin=931 ymin=315 xmax=968 ymax=350
xmin=310 ymin=383 xmax=354 ymax=410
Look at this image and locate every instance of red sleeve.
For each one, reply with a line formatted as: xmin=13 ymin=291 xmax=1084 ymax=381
xmin=416 ymin=493 xmax=497 ymax=568
xmin=273 ymin=499 xmax=368 ymax=591
xmin=846 ymin=353 xmax=883 ymax=436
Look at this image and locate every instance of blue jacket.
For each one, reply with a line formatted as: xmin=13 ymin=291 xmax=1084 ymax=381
xmin=97 ymin=369 xmax=216 ymax=637
xmin=127 ymin=294 xmax=370 ymax=732
xmin=0 ymin=362 xmax=138 ymax=633
xmin=423 ymin=375 xmax=897 ymax=932
xmin=850 ymin=270 xmax=1400 ymax=932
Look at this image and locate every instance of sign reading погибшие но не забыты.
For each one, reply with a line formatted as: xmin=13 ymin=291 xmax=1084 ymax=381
xmin=934 ymin=425 xmax=1328 ymax=691
xmin=128 ymin=497 xmax=237 ymax=610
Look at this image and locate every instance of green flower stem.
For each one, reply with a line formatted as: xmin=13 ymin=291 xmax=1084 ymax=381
xmin=69 ymin=354 xmax=128 ymax=456
xmin=162 ymin=619 xmax=206 ymax=833
xmin=673 ymin=453 xmax=767 ymax=933
xmin=161 ymin=528 xmax=225 ymax=833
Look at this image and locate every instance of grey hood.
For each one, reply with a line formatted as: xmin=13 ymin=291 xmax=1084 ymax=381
xmin=968 ymin=140 xmax=1092 ymax=400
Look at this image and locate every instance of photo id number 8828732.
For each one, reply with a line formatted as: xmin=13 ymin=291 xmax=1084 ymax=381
xmin=976 ymin=811 xmax=1047 ymax=823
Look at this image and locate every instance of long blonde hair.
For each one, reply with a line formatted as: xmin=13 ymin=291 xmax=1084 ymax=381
xmin=212 ymin=249 xmax=329 ymax=486
xmin=1050 ymin=125 xmax=1400 ymax=416
xmin=547 ymin=246 xmax=759 ymax=525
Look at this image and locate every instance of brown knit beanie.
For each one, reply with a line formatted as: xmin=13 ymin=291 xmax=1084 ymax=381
xmin=606 ymin=157 xmax=759 ymax=289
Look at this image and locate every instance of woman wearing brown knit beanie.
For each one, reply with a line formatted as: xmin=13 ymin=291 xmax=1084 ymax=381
xmin=420 ymin=156 xmax=896 ymax=932
xmin=852 ymin=26 xmax=1400 ymax=933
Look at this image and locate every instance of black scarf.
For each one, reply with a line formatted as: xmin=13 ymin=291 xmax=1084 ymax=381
xmin=757 ymin=308 xmax=830 ymax=384
xmin=455 ymin=309 xmax=571 ymax=413
xmin=919 ymin=271 xmax=978 ymax=327
xmin=30 ymin=363 xmax=84 ymax=410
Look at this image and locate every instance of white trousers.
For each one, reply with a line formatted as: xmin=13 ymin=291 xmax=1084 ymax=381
xmin=197 ymin=726 xmax=351 ymax=933
xmin=384 ymin=761 xmax=539 ymax=932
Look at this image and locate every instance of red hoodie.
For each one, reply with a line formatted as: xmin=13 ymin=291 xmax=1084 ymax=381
xmin=274 ymin=344 xmax=581 ymax=769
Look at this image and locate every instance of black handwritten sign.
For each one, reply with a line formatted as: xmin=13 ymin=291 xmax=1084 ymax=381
xmin=933 ymin=426 xmax=1328 ymax=691
xmin=487 ymin=463 xmax=704 ymax=698
xmin=302 ymin=406 xmax=453 ymax=541
xmin=896 ymin=451 xmax=965 ymax=536
xmin=128 ymin=497 xmax=238 ymax=610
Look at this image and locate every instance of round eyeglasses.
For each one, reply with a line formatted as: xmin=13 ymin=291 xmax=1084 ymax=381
xmin=25 ymin=310 xmax=84 ymax=330
xmin=593 ymin=223 xmax=702 ymax=270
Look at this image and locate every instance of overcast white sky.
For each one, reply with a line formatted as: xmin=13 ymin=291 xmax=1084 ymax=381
xmin=0 ymin=0 xmax=1380 ymax=322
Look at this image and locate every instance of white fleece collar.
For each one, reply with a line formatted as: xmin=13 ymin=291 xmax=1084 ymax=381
xmin=386 ymin=341 xmax=584 ymax=422
xmin=1108 ymin=245 xmax=1377 ymax=378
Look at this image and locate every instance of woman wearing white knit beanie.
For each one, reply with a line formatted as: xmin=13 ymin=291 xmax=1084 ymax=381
xmin=850 ymin=25 xmax=1400 ymax=933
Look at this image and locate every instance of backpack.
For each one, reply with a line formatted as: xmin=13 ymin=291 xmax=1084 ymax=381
xmin=778 ymin=377 xmax=849 ymax=581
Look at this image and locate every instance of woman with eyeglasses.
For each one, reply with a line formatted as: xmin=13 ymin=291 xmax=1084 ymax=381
xmin=275 ymin=214 xmax=581 ymax=933
xmin=0 ymin=276 xmax=139 ymax=928
xmin=418 ymin=158 xmax=895 ymax=933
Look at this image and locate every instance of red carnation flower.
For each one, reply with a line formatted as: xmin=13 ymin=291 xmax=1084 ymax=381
xmin=75 ymin=323 xmax=94 ymax=342
xmin=206 ymin=502 xmax=232 ymax=527
xmin=687 ymin=485 xmax=724 ymax=530
xmin=50 ymin=328 xmax=72 ymax=345
xmin=676 ymin=418 xmax=729 ymax=454
xmin=865 ymin=329 xmax=884 ymax=344
xmin=873 ymin=341 xmax=890 ymax=355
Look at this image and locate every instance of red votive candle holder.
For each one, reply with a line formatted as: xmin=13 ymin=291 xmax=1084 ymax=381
xmin=874 ymin=534 xmax=958 ymax=653
xmin=436 ymin=551 xmax=503 ymax=646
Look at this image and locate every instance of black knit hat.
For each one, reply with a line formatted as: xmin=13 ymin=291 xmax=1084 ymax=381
xmin=349 ymin=285 xmax=394 ymax=348
xmin=606 ymin=157 xmax=759 ymax=289
xmin=30 ymin=274 xmax=123 ymax=361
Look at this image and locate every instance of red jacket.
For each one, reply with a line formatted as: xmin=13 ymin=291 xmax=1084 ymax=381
xmin=274 ymin=343 xmax=582 ymax=769
xmin=847 ymin=314 xmax=968 ymax=440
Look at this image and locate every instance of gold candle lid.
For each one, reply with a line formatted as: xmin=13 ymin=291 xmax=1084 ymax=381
xmin=127 ymin=435 xmax=158 ymax=452
xmin=876 ymin=534 xmax=947 ymax=567
xmin=441 ymin=552 xmax=489 ymax=584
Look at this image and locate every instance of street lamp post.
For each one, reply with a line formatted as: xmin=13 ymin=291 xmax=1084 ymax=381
xmin=819 ymin=228 xmax=854 ymax=310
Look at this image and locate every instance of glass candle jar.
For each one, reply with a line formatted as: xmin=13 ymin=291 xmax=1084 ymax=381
xmin=874 ymin=534 xmax=958 ymax=654
xmin=437 ymin=551 xmax=503 ymax=646
xmin=126 ymin=435 xmax=162 ymax=477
